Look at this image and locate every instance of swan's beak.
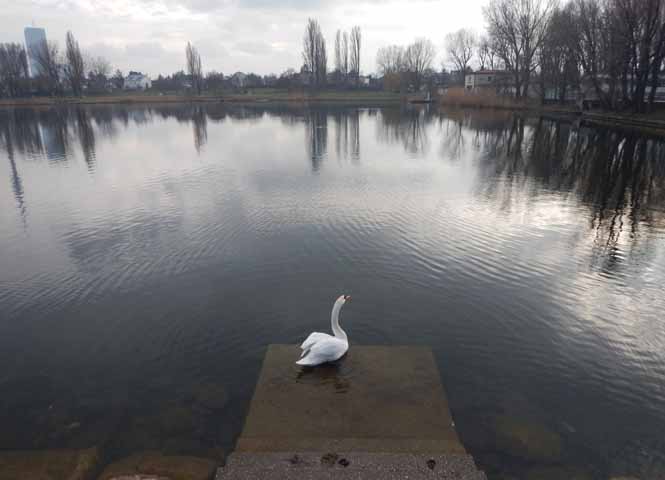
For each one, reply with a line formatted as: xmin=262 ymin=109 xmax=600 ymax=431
xmin=343 ymin=295 xmax=351 ymax=301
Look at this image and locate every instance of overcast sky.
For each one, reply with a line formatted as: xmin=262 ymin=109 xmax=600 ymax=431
xmin=2 ymin=0 xmax=487 ymax=77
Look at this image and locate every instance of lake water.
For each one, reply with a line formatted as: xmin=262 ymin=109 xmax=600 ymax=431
xmin=1 ymin=104 xmax=665 ymax=479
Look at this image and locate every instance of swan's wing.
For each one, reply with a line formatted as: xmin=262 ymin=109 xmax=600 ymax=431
xmin=296 ymin=337 xmax=348 ymax=366
xmin=300 ymin=332 xmax=332 ymax=351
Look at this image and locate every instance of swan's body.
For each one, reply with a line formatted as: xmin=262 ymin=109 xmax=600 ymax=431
xmin=296 ymin=295 xmax=350 ymax=366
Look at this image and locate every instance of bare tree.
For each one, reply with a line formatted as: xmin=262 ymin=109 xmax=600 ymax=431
xmin=350 ymin=26 xmax=362 ymax=85
xmin=612 ymin=0 xmax=665 ymax=112
xmin=111 ymin=69 xmax=124 ymax=89
xmin=89 ymin=56 xmax=111 ymax=79
xmin=87 ymin=56 xmax=112 ymax=92
xmin=446 ymin=28 xmax=476 ymax=73
xmin=376 ymin=45 xmax=405 ymax=75
xmin=0 ymin=43 xmax=29 ymax=97
xmin=303 ymin=18 xmax=327 ymax=87
xmin=335 ymin=30 xmax=343 ymax=75
xmin=477 ymin=36 xmax=497 ymax=70
xmin=186 ymin=42 xmax=203 ymax=94
xmin=65 ymin=31 xmax=86 ymax=97
xmin=484 ymin=0 xmax=555 ymax=98
xmin=377 ymin=45 xmax=406 ymax=92
xmin=405 ymin=38 xmax=436 ymax=90
xmin=342 ymin=31 xmax=349 ymax=79
xmin=573 ymin=0 xmax=623 ymax=109
xmin=317 ymin=33 xmax=327 ymax=86
xmin=538 ymin=5 xmax=579 ymax=104
xmin=33 ymin=40 xmax=62 ymax=95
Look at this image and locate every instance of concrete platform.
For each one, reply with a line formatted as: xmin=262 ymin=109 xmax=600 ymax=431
xmin=217 ymin=345 xmax=486 ymax=479
xmin=217 ymin=452 xmax=487 ymax=479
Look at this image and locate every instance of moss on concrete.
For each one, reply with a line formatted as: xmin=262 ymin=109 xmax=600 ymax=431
xmin=0 ymin=447 xmax=99 ymax=480
xmin=98 ymin=451 xmax=217 ymax=480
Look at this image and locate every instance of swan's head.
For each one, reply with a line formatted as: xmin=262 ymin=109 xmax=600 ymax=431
xmin=338 ymin=294 xmax=351 ymax=303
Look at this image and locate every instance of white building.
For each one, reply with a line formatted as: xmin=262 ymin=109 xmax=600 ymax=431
xmin=24 ymin=26 xmax=47 ymax=78
xmin=124 ymin=71 xmax=152 ymax=90
xmin=464 ymin=70 xmax=511 ymax=92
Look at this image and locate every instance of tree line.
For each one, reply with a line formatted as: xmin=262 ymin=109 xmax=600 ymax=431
xmin=4 ymin=2 xmax=665 ymax=112
xmin=440 ymin=0 xmax=665 ymax=112
xmin=0 ymin=31 xmax=117 ymax=98
xmin=376 ymin=39 xmax=437 ymax=92
xmin=302 ymin=19 xmax=362 ymax=88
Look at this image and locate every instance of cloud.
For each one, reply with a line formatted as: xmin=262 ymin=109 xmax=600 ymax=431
xmin=234 ymin=40 xmax=273 ymax=56
xmin=1 ymin=0 xmax=487 ymax=76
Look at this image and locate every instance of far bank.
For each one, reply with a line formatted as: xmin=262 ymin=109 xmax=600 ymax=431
xmin=0 ymin=90 xmax=404 ymax=108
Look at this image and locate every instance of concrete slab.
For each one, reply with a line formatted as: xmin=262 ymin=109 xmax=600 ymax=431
xmin=236 ymin=345 xmax=465 ymax=454
xmin=217 ymin=452 xmax=487 ymax=480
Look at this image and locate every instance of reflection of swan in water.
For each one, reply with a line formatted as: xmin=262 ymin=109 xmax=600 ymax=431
xmin=296 ymin=295 xmax=350 ymax=366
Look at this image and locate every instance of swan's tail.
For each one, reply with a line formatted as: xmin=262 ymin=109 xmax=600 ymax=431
xmin=296 ymin=348 xmax=311 ymax=365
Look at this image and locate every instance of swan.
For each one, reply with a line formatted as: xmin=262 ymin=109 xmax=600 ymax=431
xmin=296 ymin=295 xmax=350 ymax=366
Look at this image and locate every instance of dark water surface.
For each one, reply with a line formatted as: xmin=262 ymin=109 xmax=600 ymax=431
xmin=1 ymin=104 xmax=664 ymax=479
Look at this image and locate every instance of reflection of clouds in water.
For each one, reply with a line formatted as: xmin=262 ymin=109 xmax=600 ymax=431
xmin=2 ymin=105 xmax=665 ymax=476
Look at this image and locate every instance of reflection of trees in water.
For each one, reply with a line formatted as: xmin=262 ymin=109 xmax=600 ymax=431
xmin=0 ymin=109 xmax=44 ymax=158
xmin=332 ymin=108 xmax=360 ymax=162
xmin=474 ymin=114 xmax=665 ymax=273
xmin=192 ymin=106 xmax=208 ymax=153
xmin=306 ymin=110 xmax=328 ymax=172
xmin=0 ymin=113 xmax=27 ymax=224
xmin=377 ymin=107 xmax=429 ymax=155
xmin=90 ymin=106 xmax=118 ymax=140
xmin=440 ymin=115 xmax=467 ymax=161
xmin=75 ymin=108 xmax=96 ymax=171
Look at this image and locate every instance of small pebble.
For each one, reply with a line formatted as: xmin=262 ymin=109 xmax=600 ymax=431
xmin=338 ymin=458 xmax=350 ymax=467
xmin=427 ymin=459 xmax=436 ymax=470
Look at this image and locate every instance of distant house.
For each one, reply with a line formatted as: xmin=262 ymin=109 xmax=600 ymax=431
xmin=464 ymin=70 xmax=511 ymax=92
xmin=124 ymin=71 xmax=152 ymax=90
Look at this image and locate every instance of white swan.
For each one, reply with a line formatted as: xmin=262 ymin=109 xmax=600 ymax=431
xmin=296 ymin=295 xmax=350 ymax=366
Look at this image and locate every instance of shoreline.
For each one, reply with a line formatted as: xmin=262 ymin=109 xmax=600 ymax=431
xmin=0 ymin=92 xmax=405 ymax=108
xmin=2 ymin=93 xmax=665 ymax=134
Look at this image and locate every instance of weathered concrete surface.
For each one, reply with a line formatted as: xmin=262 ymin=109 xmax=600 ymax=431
xmin=0 ymin=447 xmax=99 ymax=480
xmin=218 ymin=345 xmax=486 ymax=479
xmin=97 ymin=451 xmax=218 ymax=480
xmin=237 ymin=345 xmax=465 ymax=453
xmin=217 ymin=452 xmax=486 ymax=479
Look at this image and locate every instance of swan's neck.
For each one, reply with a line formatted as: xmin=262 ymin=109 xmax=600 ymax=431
xmin=331 ymin=300 xmax=348 ymax=342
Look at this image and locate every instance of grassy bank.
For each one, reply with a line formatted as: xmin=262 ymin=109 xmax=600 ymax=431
xmin=439 ymin=86 xmax=575 ymax=114
xmin=0 ymin=89 xmax=403 ymax=108
xmin=439 ymin=86 xmax=665 ymax=133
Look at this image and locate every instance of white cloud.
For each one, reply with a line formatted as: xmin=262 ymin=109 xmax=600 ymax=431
xmin=1 ymin=0 xmax=487 ymax=76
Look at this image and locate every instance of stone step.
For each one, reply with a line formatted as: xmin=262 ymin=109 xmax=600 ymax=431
xmin=216 ymin=452 xmax=487 ymax=480
xmin=235 ymin=436 xmax=465 ymax=453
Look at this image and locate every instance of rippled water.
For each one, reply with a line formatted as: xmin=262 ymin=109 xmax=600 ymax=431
xmin=1 ymin=104 xmax=665 ymax=478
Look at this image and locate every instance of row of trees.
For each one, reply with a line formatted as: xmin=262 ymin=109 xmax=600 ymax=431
xmin=443 ymin=0 xmax=665 ymax=111
xmin=303 ymin=19 xmax=362 ymax=88
xmin=0 ymin=31 xmax=117 ymax=98
xmin=376 ymin=39 xmax=437 ymax=91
